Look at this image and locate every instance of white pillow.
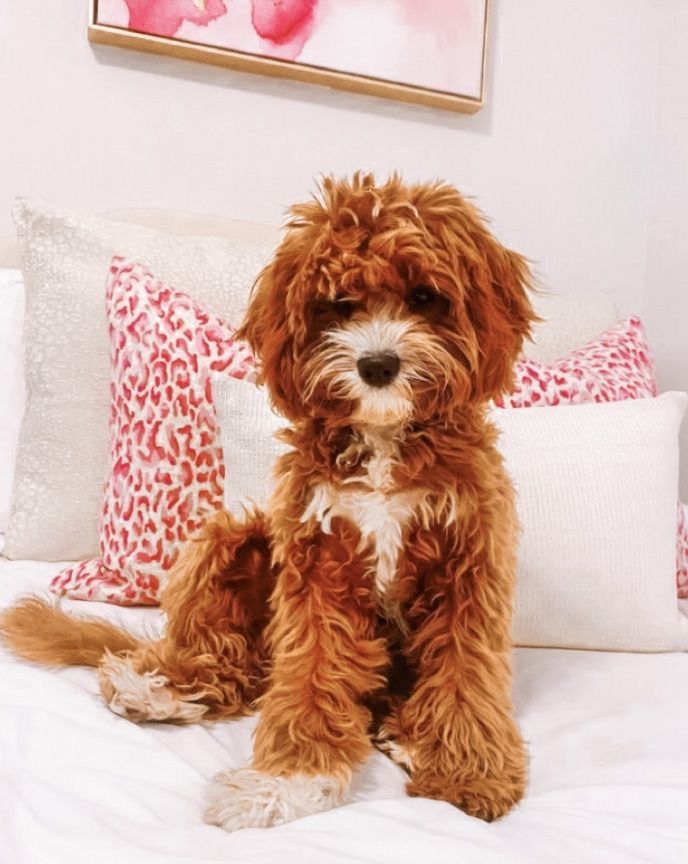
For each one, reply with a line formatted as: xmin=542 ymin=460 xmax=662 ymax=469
xmin=0 ymin=269 xmax=25 ymax=536
xmin=5 ymin=199 xmax=272 ymax=561
xmin=213 ymin=377 xmax=688 ymax=652
xmin=212 ymin=376 xmax=289 ymax=517
xmin=494 ymin=393 xmax=688 ymax=651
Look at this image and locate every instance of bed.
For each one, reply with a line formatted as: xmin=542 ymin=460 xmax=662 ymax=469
xmin=1 ymin=211 xmax=687 ymax=863
xmin=2 ymin=559 xmax=687 ymax=863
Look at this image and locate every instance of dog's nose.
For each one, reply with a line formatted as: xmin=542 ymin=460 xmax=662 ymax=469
xmin=357 ymin=352 xmax=400 ymax=388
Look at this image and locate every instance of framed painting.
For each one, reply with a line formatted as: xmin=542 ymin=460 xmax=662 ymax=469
xmin=89 ymin=1 xmax=489 ymax=114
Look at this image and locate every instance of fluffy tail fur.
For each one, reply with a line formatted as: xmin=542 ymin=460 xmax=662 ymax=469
xmin=0 ymin=597 xmax=139 ymax=667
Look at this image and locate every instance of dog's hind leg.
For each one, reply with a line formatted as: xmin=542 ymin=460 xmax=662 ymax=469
xmin=99 ymin=509 xmax=274 ymax=724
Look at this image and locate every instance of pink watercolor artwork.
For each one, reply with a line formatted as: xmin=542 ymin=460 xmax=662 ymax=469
xmin=93 ymin=0 xmax=489 ymax=112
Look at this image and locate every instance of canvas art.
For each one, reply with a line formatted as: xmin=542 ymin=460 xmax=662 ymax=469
xmin=90 ymin=0 xmax=489 ymax=113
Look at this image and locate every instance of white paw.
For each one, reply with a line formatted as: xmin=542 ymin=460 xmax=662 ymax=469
xmin=99 ymin=653 xmax=208 ymax=723
xmin=374 ymin=725 xmax=415 ymax=772
xmin=204 ymin=767 xmax=346 ymax=832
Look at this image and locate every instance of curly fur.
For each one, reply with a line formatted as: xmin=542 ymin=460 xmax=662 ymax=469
xmin=0 ymin=173 xmax=536 ymax=829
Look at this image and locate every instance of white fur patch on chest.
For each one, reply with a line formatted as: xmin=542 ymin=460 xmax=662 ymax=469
xmin=301 ymin=438 xmax=420 ymax=598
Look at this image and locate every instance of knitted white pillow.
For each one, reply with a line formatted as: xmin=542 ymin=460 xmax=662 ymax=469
xmin=214 ymin=377 xmax=688 ymax=651
xmin=494 ymin=393 xmax=688 ymax=651
xmin=5 ymin=199 xmax=271 ymax=561
xmin=212 ymin=376 xmax=289 ymax=517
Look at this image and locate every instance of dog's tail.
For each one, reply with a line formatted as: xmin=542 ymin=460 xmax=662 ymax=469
xmin=0 ymin=597 xmax=140 ymax=667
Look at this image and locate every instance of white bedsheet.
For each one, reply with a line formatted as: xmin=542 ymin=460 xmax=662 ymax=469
xmin=1 ymin=558 xmax=687 ymax=864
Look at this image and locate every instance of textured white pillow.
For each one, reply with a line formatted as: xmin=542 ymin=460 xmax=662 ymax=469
xmin=6 ymin=199 xmax=271 ymax=561
xmin=214 ymin=378 xmax=688 ymax=651
xmin=0 ymin=269 xmax=25 ymax=535
xmin=212 ymin=376 xmax=289 ymax=517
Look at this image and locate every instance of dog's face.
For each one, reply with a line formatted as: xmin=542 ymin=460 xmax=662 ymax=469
xmin=239 ymin=175 xmax=536 ymax=426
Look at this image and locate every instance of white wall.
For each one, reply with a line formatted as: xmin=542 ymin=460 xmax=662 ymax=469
xmin=641 ymin=0 xmax=688 ymax=495
xmin=0 ymin=2 xmax=685 ymax=385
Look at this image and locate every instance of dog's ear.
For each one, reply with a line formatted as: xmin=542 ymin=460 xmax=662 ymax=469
xmin=236 ymin=256 xmax=296 ymax=420
xmin=463 ymin=231 xmax=536 ymax=401
xmin=236 ymin=244 xmax=303 ymax=421
xmin=411 ymin=183 xmax=537 ymax=403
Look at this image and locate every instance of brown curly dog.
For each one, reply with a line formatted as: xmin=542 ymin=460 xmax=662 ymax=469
xmin=1 ymin=173 xmax=536 ymax=831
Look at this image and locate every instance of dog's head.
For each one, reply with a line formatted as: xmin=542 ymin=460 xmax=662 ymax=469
xmin=238 ymin=174 xmax=536 ymax=427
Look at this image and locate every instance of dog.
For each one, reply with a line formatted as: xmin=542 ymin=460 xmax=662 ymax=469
xmin=1 ymin=173 xmax=536 ymax=831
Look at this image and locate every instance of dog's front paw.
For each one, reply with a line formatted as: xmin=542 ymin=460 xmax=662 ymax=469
xmin=407 ymin=772 xmax=524 ymax=822
xmin=204 ymin=768 xmax=345 ymax=832
xmin=98 ymin=654 xmax=208 ymax=724
xmin=373 ymin=724 xmax=415 ymax=773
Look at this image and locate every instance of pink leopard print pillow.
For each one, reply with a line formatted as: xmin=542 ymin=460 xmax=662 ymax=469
xmin=496 ymin=316 xmax=688 ymax=598
xmin=678 ymin=503 xmax=688 ymax=599
xmin=51 ymin=258 xmax=257 ymax=605
xmin=495 ymin=317 xmax=658 ymax=409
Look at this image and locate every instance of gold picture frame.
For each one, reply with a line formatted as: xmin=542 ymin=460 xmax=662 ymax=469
xmin=88 ymin=0 xmax=489 ymax=115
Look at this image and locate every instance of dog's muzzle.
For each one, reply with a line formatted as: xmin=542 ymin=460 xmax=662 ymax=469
xmin=356 ymin=352 xmax=400 ymax=388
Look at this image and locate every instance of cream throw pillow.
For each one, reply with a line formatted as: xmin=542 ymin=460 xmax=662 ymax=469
xmin=6 ymin=199 xmax=270 ymax=561
xmin=213 ymin=377 xmax=688 ymax=652
xmin=495 ymin=393 xmax=688 ymax=651
xmin=212 ymin=376 xmax=289 ymax=517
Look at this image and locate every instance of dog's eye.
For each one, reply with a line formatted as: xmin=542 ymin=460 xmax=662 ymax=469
xmin=333 ymin=298 xmax=356 ymax=319
xmin=311 ymin=298 xmax=357 ymax=321
xmin=409 ymin=286 xmax=434 ymax=308
xmin=408 ymin=285 xmax=450 ymax=320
